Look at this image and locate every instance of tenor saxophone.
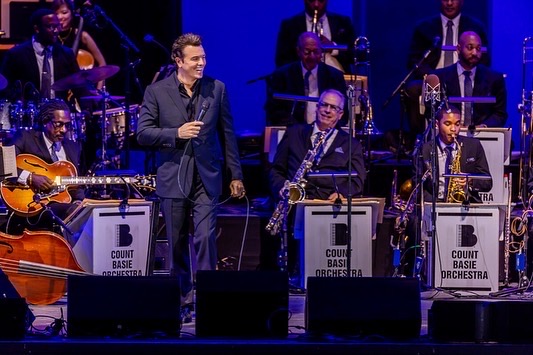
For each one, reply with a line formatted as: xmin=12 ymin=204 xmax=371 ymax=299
xmin=446 ymin=136 xmax=466 ymax=203
xmin=265 ymin=129 xmax=331 ymax=235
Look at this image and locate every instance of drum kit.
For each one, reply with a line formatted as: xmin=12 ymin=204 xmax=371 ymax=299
xmin=0 ymin=65 xmax=138 ymax=167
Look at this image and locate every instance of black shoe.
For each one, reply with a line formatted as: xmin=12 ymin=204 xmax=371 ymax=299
xmin=180 ymin=304 xmax=194 ymax=324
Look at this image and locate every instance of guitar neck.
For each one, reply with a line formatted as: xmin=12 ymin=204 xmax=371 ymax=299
xmin=57 ymin=176 xmax=137 ymax=186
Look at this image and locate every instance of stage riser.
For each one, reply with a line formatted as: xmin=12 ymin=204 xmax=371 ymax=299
xmin=429 ymin=299 xmax=533 ymax=343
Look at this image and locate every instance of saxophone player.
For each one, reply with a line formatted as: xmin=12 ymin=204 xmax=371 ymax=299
xmin=418 ymin=106 xmax=492 ymax=203
xmin=397 ymin=106 xmax=492 ymax=278
xmin=269 ymin=89 xmax=366 ymax=277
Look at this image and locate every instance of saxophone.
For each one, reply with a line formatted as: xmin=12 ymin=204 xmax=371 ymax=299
xmin=446 ymin=136 xmax=466 ymax=203
xmin=265 ymin=129 xmax=331 ymax=235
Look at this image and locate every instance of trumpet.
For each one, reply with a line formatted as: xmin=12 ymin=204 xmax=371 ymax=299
xmin=311 ymin=9 xmax=322 ymax=36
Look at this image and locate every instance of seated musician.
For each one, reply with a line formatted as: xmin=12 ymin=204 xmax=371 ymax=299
xmin=397 ymin=106 xmax=493 ymax=278
xmin=2 ymin=99 xmax=86 ymax=235
xmin=269 ymin=89 xmax=366 ymax=279
xmin=417 ymin=105 xmax=492 ymax=203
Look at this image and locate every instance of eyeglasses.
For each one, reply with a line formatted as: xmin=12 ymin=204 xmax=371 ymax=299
xmin=317 ymin=101 xmax=342 ymax=113
xmin=50 ymin=120 xmax=73 ymax=129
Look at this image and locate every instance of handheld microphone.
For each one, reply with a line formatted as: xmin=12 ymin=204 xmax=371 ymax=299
xmin=424 ymin=74 xmax=441 ymax=103
xmin=195 ymin=101 xmax=210 ymax=121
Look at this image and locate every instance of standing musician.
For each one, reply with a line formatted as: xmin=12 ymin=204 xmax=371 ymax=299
xmin=2 ymin=99 xmax=86 ymax=235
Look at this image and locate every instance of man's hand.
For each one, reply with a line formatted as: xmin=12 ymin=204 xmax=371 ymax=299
xmin=30 ymin=173 xmax=54 ymax=192
xmin=177 ymin=121 xmax=204 ymax=139
xmin=230 ymin=179 xmax=245 ymax=199
xmin=327 ymin=192 xmax=344 ymax=203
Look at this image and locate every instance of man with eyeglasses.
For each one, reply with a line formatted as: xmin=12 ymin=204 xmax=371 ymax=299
xmin=266 ymin=31 xmax=347 ymax=126
xmin=0 ymin=8 xmax=86 ymax=102
xmin=3 ymin=99 xmax=86 ymax=235
xmin=269 ymin=89 xmax=366 ymax=278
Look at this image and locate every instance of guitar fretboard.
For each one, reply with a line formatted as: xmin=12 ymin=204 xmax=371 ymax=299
xmin=58 ymin=176 xmax=137 ymax=185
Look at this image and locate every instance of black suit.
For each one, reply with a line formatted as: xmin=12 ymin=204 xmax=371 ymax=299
xmin=275 ymin=11 xmax=356 ymax=73
xmin=0 ymin=40 xmax=84 ymax=101
xmin=270 ymin=123 xmax=366 ymax=200
xmin=137 ymin=74 xmax=243 ymax=302
xmin=266 ymin=62 xmax=347 ymax=126
xmin=432 ymin=64 xmax=507 ymax=127
xmin=419 ymin=135 xmax=492 ymax=203
xmin=407 ymin=14 xmax=489 ymax=80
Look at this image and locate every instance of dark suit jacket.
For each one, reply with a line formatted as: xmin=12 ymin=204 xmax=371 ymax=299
xmin=419 ymin=135 xmax=492 ymax=203
xmin=407 ymin=14 xmax=489 ymax=79
xmin=136 ymin=74 xmax=243 ymax=199
xmin=270 ymin=124 xmax=366 ymax=200
xmin=0 ymin=40 xmax=84 ymax=101
xmin=266 ymin=62 xmax=347 ymax=126
xmin=432 ymin=63 xmax=507 ymax=127
xmin=275 ymin=11 xmax=356 ymax=73
xmin=10 ymin=129 xmax=85 ymax=200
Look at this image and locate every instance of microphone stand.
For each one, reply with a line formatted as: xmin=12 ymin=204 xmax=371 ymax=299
xmin=88 ymin=5 xmax=141 ymax=170
xmin=427 ymin=88 xmax=439 ymax=288
xmin=383 ymin=45 xmax=437 ymax=161
xmin=345 ymin=85 xmax=356 ymax=276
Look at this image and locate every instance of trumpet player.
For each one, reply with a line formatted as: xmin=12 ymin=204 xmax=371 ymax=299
xmin=417 ymin=106 xmax=492 ymax=203
xmin=274 ymin=0 xmax=356 ymax=73
xmin=269 ymin=89 xmax=366 ymax=278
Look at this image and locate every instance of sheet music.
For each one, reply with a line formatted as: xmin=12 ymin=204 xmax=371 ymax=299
xmin=0 ymin=145 xmax=16 ymax=178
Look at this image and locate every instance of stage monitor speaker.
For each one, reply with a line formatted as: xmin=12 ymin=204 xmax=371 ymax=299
xmin=67 ymin=275 xmax=181 ymax=338
xmin=0 ymin=269 xmax=34 ymax=339
xmin=306 ymin=277 xmax=421 ymax=340
xmin=195 ymin=270 xmax=289 ymax=338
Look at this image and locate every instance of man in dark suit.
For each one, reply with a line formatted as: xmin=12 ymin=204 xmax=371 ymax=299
xmin=266 ymin=32 xmax=347 ymax=126
xmin=275 ymin=0 xmax=356 ymax=73
xmin=4 ymin=99 xmax=85 ymax=235
xmin=432 ymin=31 xmax=507 ymax=128
xmin=419 ymin=106 xmax=492 ymax=204
xmin=136 ymin=33 xmax=245 ymax=322
xmin=405 ymin=0 xmax=489 ymax=135
xmin=0 ymin=8 xmax=84 ymax=102
xmin=269 ymin=88 xmax=365 ymax=282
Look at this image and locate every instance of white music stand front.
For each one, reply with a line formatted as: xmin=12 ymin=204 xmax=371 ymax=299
xmin=422 ymin=202 xmax=504 ymax=293
xmin=294 ymin=198 xmax=384 ymax=289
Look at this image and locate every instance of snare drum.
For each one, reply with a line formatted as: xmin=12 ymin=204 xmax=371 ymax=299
xmin=93 ymin=104 xmax=139 ymax=138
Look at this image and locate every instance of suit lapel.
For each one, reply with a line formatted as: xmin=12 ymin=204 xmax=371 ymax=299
xmin=164 ymin=75 xmax=189 ymax=122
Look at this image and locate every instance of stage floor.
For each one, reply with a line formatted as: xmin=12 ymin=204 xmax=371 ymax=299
xmin=3 ymin=285 xmax=533 ymax=355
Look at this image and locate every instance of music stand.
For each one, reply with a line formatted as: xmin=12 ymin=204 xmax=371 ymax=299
xmin=442 ymin=173 xmax=492 ymax=206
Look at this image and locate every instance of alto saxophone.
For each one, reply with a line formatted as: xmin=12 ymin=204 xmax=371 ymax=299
xmin=265 ymin=129 xmax=331 ymax=235
xmin=446 ymin=136 xmax=466 ymax=203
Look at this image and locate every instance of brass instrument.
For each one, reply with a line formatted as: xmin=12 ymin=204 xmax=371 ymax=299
xmin=265 ymin=129 xmax=331 ymax=235
xmin=446 ymin=137 xmax=466 ymax=203
xmin=311 ymin=9 xmax=322 ymax=36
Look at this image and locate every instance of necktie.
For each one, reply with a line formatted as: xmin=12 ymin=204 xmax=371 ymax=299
xmin=50 ymin=142 xmax=60 ymax=162
xmin=463 ymin=70 xmax=473 ymax=126
xmin=444 ymin=20 xmax=454 ymax=66
xmin=41 ymin=48 xmax=52 ymax=99
xmin=443 ymin=146 xmax=454 ymax=200
xmin=304 ymin=70 xmax=311 ymax=96
xmin=312 ymin=130 xmax=329 ymax=166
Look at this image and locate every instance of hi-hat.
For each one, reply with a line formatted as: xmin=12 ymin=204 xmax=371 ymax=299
xmin=51 ymin=65 xmax=120 ymax=91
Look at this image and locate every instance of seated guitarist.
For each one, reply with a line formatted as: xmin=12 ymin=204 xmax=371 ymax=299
xmin=3 ymin=99 xmax=86 ymax=235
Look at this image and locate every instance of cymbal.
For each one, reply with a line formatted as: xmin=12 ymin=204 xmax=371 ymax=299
xmin=51 ymin=65 xmax=120 ymax=91
xmin=272 ymin=93 xmax=319 ymax=103
xmin=80 ymin=95 xmax=125 ymax=101
xmin=0 ymin=73 xmax=6 ymax=91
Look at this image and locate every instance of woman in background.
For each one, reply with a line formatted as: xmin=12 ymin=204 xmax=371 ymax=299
xmin=52 ymin=0 xmax=106 ymax=89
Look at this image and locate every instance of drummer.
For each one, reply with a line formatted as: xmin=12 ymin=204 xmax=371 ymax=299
xmin=264 ymin=32 xmax=347 ymax=126
xmin=0 ymin=8 xmax=91 ymax=104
